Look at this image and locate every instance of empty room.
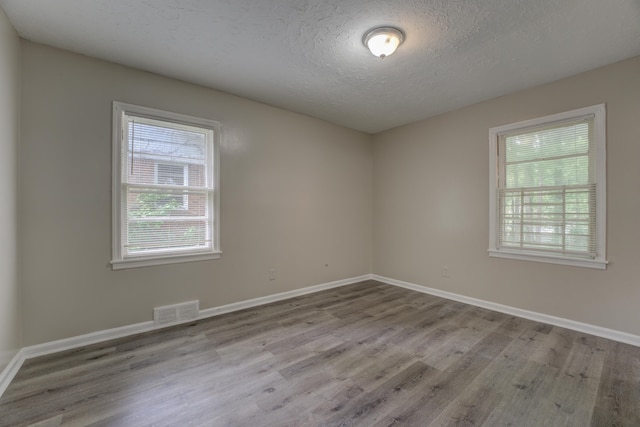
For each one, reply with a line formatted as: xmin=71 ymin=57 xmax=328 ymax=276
xmin=0 ymin=0 xmax=639 ymax=426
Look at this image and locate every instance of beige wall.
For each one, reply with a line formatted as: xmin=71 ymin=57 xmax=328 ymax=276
xmin=16 ymin=38 xmax=640 ymax=347
xmin=373 ymin=56 xmax=640 ymax=336
xmin=0 ymin=9 xmax=20 ymax=370
xmin=20 ymin=41 xmax=373 ymax=345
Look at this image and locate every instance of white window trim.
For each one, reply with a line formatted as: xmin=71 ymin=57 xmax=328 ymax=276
xmin=488 ymin=104 xmax=607 ymax=270
xmin=111 ymin=101 xmax=221 ymax=270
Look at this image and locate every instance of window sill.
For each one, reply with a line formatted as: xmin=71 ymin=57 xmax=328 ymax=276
xmin=111 ymin=251 xmax=222 ymax=270
xmin=488 ymin=249 xmax=607 ymax=270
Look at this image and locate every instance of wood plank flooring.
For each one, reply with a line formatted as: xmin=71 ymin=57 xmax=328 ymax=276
xmin=1 ymin=280 xmax=638 ymax=426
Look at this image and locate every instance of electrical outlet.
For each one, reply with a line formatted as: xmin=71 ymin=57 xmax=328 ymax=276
xmin=269 ymin=268 xmax=276 ymax=281
xmin=442 ymin=266 xmax=450 ymax=278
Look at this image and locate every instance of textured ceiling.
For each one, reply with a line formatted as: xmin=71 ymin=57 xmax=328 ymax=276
xmin=2 ymin=0 xmax=640 ymax=133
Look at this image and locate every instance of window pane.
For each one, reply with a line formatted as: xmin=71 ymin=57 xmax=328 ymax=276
xmin=505 ymin=155 xmax=589 ymax=188
xmin=157 ymin=164 xmax=185 ymax=185
xmin=498 ymin=185 xmax=595 ymax=256
xmin=126 ymin=219 xmax=209 ymax=253
xmin=505 ymin=122 xmax=589 ymax=163
xmin=128 ymin=121 xmax=206 ymax=164
xmin=154 ymin=164 xmax=187 ymax=209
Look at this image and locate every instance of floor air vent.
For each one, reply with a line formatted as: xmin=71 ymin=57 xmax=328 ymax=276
xmin=153 ymin=300 xmax=199 ymax=325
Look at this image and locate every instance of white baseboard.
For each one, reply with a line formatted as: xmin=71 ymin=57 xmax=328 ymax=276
xmin=198 ymin=275 xmax=372 ymax=319
xmin=0 ymin=274 xmax=370 ymax=398
xmin=0 ymin=349 xmax=26 ymax=398
xmin=372 ymin=274 xmax=640 ymax=347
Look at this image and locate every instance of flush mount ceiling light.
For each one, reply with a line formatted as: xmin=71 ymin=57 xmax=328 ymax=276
xmin=363 ymin=26 xmax=405 ymax=58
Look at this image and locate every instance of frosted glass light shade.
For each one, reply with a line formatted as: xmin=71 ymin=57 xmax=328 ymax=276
xmin=363 ymin=27 xmax=404 ymax=58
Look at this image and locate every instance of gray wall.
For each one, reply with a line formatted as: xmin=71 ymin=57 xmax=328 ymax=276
xmin=0 ymin=8 xmax=20 ymax=370
xmin=373 ymin=56 xmax=640 ymax=336
xmin=19 ymin=41 xmax=373 ymax=345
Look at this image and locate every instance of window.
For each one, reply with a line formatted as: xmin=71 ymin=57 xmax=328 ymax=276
xmin=111 ymin=102 xmax=221 ymax=269
xmin=489 ymin=104 xmax=606 ymax=269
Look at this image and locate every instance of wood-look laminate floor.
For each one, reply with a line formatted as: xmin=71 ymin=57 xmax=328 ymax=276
xmin=1 ymin=281 xmax=639 ymax=427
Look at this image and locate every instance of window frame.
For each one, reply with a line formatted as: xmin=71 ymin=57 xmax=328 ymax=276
xmin=111 ymin=101 xmax=221 ymax=270
xmin=488 ymin=104 xmax=607 ymax=270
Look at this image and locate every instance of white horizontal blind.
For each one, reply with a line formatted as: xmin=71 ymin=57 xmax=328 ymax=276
xmin=497 ymin=116 xmax=596 ymax=257
xmin=121 ymin=114 xmax=214 ymax=257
